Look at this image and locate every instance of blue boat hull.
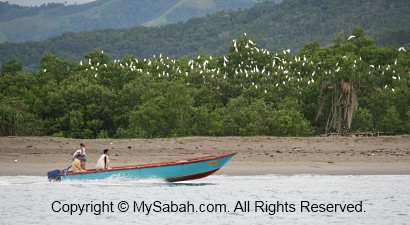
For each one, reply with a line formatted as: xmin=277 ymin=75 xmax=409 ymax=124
xmin=55 ymin=152 xmax=236 ymax=182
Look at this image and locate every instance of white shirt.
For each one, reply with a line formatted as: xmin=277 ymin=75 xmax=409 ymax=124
xmin=96 ymin=154 xmax=109 ymax=170
xmin=72 ymin=148 xmax=86 ymax=159
xmin=72 ymin=149 xmax=81 ymax=159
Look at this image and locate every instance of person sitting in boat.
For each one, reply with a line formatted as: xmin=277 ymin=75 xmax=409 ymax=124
xmin=70 ymin=154 xmax=86 ymax=173
xmin=72 ymin=142 xmax=87 ymax=170
xmin=96 ymin=149 xmax=110 ymax=170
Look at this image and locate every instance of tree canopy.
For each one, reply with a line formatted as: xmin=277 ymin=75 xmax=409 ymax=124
xmin=0 ymin=30 xmax=409 ymax=138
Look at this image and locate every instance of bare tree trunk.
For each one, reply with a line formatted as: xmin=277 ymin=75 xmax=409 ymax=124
xmin=323 ymin=81 xmax=358 ymax=136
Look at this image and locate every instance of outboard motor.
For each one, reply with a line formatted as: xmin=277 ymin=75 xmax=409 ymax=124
xmin=47 ymin=169 xmax=61 ymax=181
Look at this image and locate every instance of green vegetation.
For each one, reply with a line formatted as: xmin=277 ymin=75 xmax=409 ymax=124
xmin=1 ymin=30 xmax=409 ymax=138
xmin=0 ymin=0 xmax=278 ymax=43
xmin=1 ymin=0 xmax=409 ymax=70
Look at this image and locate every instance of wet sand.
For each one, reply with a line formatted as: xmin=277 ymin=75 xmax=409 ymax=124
xmin=0 ymin=136 xmax=409 ymax=176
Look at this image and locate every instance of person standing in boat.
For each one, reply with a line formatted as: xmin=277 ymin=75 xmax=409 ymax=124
xmin=70 ymin=154 xmax=85 ymax=172
xmin=72 ymin=142 xmax=87 ymax=170
xmin=96 ymin=149 xmax=110 ymax=170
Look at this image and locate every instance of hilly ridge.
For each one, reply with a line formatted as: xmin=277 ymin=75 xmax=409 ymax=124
xmin=1 ymin=0 xmax=410 ymax=70
xmin=0 ymin=0 xmax=278 ymax=43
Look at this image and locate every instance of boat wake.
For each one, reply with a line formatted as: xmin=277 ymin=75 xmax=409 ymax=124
xmin=59 ymin=175 xmax=167 ymax=186
xmin=59 ymin=176 xmax=217 ymax=187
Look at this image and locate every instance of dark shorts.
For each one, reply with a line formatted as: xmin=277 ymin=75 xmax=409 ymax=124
xmin=81 ymin=155 xmax=87 ymax=162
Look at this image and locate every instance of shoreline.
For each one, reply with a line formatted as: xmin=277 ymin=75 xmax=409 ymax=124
xmin=0 ymin=136 xmax=409 ymax=176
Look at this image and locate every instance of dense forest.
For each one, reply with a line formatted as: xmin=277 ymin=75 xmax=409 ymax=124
xmin=1 ymin=0 xmax=410 ymax=70
xmin=0 ymin=0 xmax=278 ymax=43
xmin=1 ymin=29 xmax=409 ymax=138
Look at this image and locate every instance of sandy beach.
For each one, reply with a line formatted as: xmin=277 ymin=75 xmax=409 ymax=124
xmin=0 ymin=136 xmax=409 ymax=176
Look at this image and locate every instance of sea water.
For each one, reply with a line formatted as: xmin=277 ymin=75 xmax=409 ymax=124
xmin=0 ymin=175 xmax=409 ymax=224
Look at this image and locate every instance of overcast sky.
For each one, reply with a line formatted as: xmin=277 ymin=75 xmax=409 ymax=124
xmin=2 ymin=0 xmax=95 ymax=6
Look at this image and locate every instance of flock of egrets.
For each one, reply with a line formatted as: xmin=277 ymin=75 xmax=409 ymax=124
xmin=70 ymin=36 xmax=407 ymax=94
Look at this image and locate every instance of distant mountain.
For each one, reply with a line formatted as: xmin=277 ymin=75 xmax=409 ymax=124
xmin=1 ymin=0 xmax=410 ymax=70
xmin=0 ymin=0 xmax=280 ymax=43
xmin=5 ymin=0 xmax=94 ymax=7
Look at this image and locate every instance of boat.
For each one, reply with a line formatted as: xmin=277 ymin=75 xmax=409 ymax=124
xmin=47 ymin=152 xmax=236 ymax=182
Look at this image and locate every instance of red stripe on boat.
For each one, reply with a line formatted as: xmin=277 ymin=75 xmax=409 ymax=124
xmin=165 ymin=168 xmax=220 ymax=182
